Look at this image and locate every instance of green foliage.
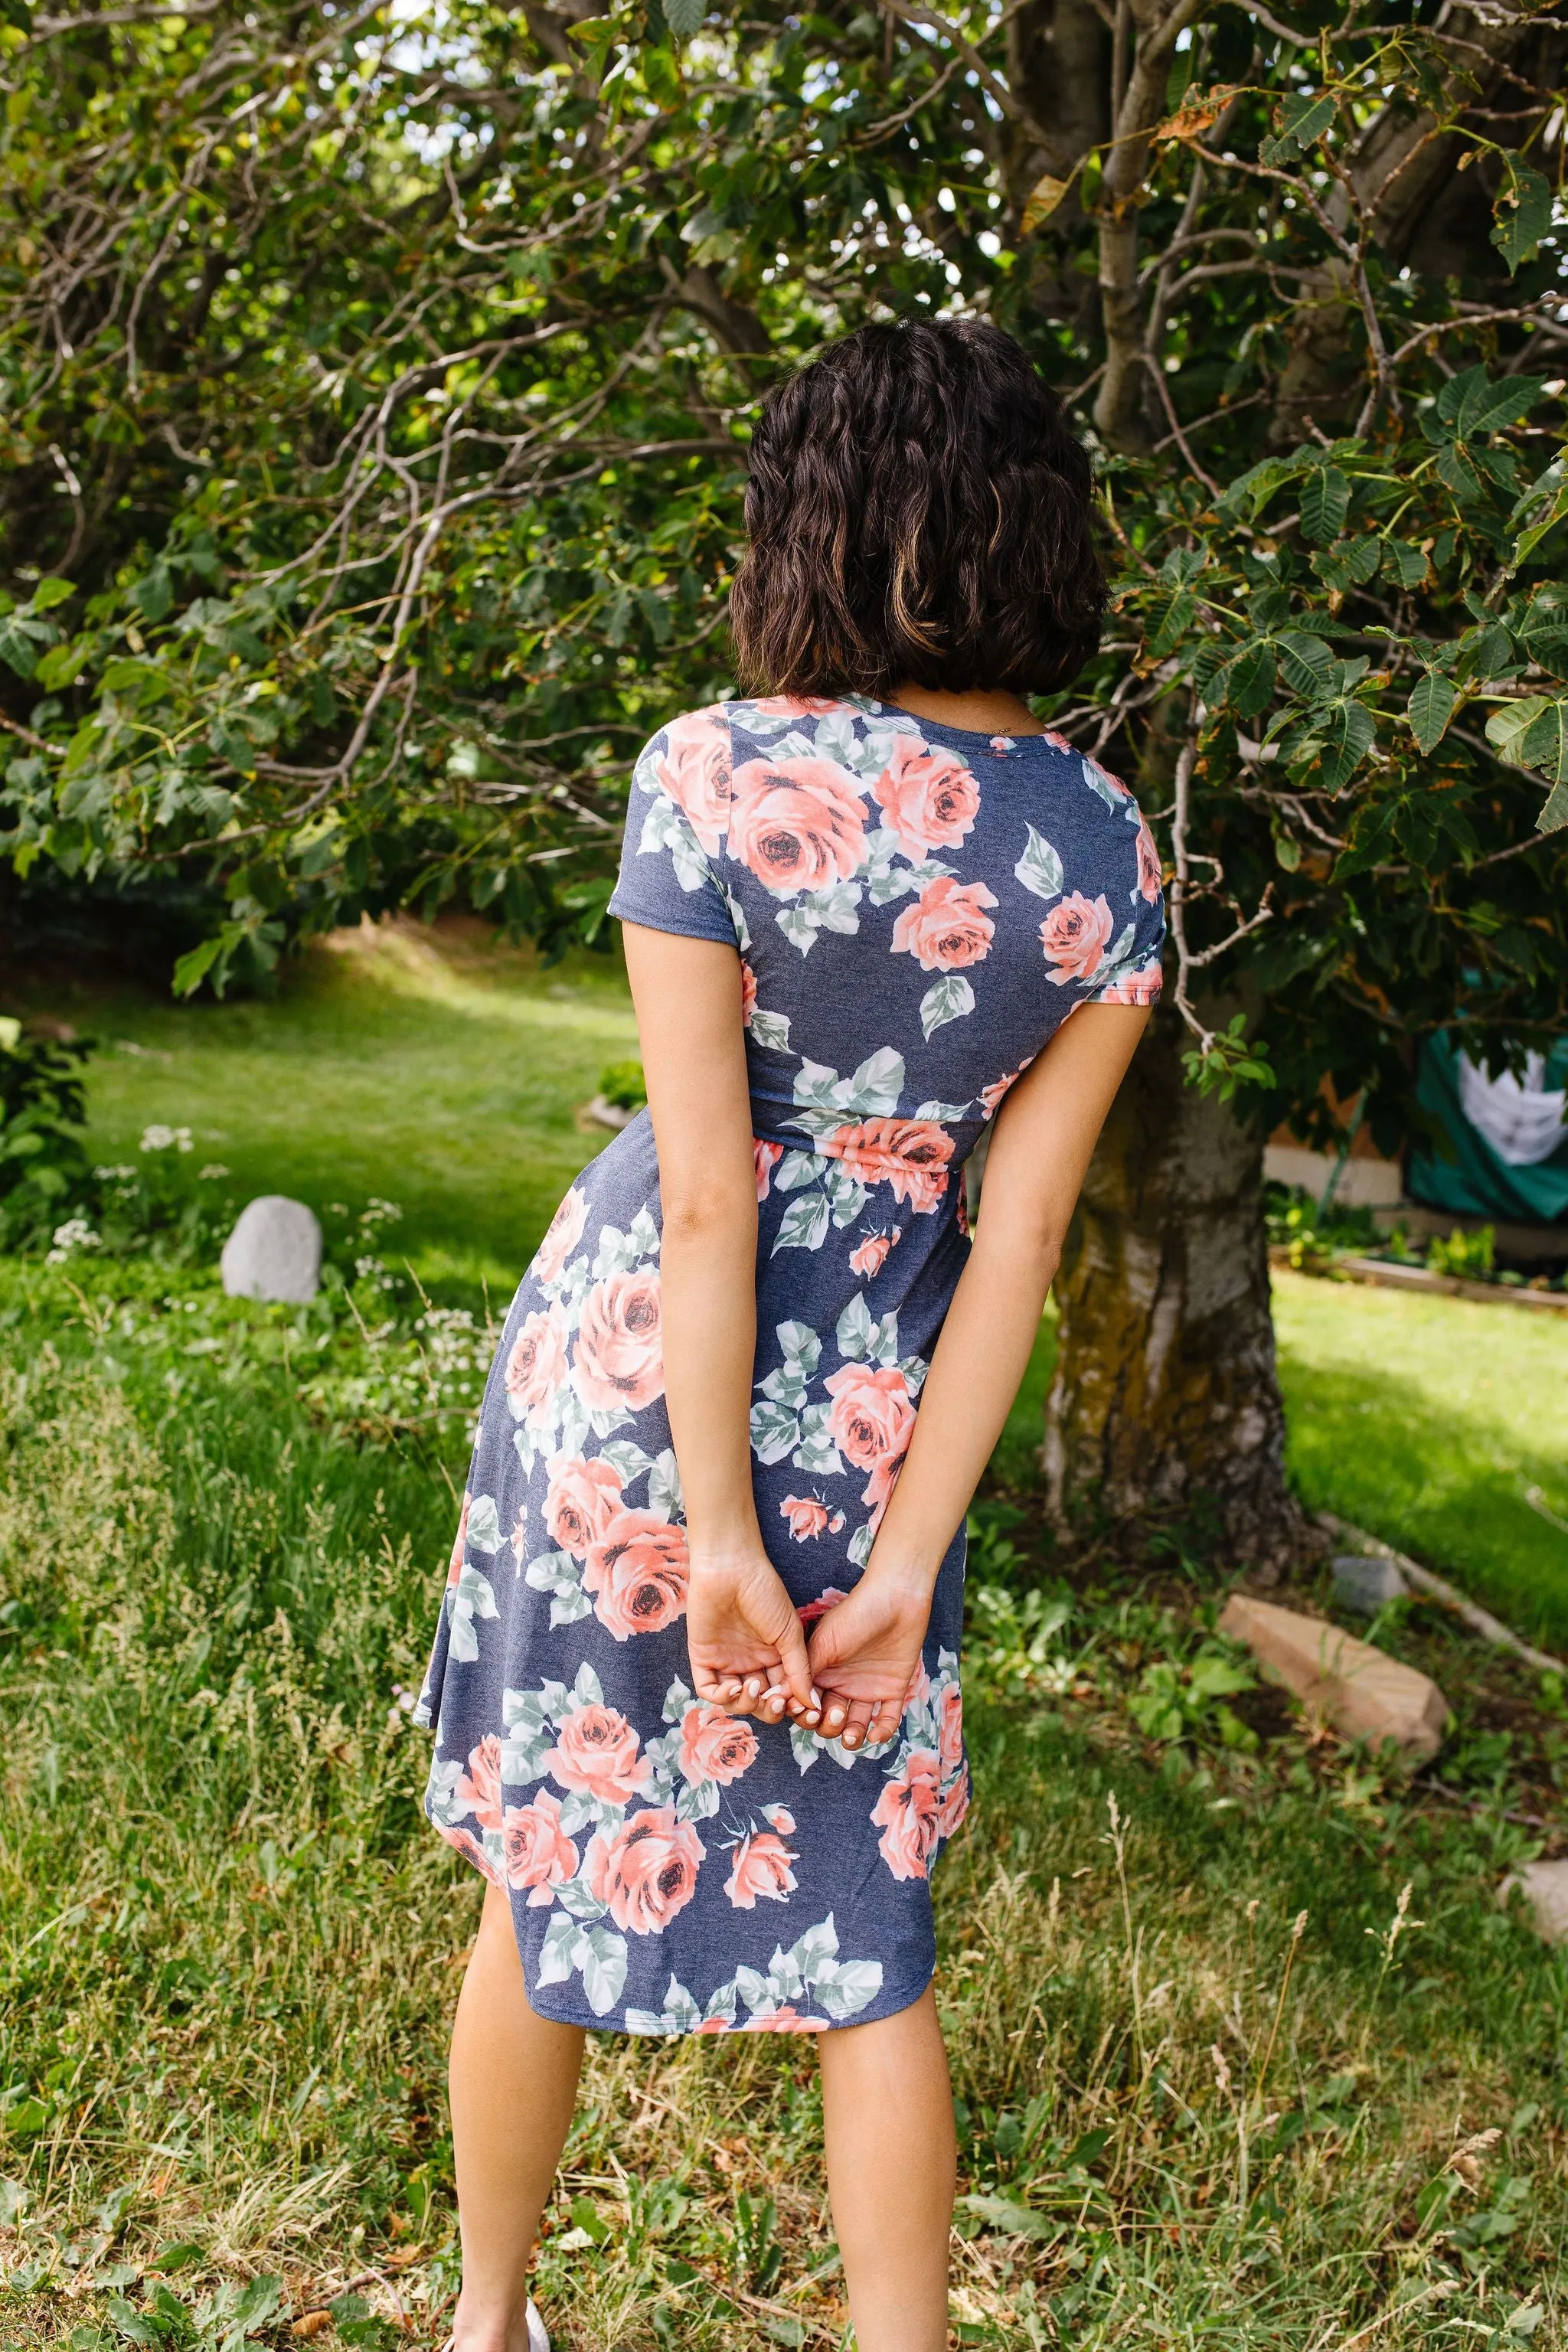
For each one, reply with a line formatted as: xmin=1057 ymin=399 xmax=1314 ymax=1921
xmin=598 ymin=1056 xmax=648 ymax=1109
xmin=0 ymin=0 xmax=1563 ymax=1157
xmin=0 ymin=1021 xmax=93 ymax=1248
xmin=1426 ymin=1222 xmax=1497 ymax=1280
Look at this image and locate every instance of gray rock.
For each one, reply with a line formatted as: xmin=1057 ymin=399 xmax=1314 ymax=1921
xmin=220 ymin=1194 xmax=322 ymax=1304
xmin=1331 ymin=1553 xmax=1410 ymax=1615
xmin=1501 ymin=1860 xmax=1568 ymax=1944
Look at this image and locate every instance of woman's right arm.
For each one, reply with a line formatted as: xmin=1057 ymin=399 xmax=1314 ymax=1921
xmin=622 ymin=921 xmax=818 ymax=1729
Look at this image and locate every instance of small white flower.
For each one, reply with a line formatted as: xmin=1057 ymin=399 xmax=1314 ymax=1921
xmin=139 ymin=1123 xmax=194 ymax=1154
xmin=198 ymin=1163 xmax=230 ymax=1181
xmin=46 ymin=1217 xmax=100 ymax=1264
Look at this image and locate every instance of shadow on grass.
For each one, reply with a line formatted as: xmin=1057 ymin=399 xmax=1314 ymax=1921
xmin=1278 ymin=1348 xmax=1568 ymax=1648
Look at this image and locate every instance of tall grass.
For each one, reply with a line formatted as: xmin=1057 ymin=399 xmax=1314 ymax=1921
xmin=2 ymin=1272 xmax=1566 ymax=2350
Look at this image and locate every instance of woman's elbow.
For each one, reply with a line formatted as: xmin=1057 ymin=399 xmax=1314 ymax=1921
xmin=659 ymin=1181 xmax=756 ymax=1247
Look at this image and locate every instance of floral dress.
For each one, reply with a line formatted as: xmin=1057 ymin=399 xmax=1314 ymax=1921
xmin=416 ymin=695 xmax=1164 ymax=2035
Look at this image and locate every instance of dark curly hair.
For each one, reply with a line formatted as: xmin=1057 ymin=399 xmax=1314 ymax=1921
xmin=730 ymin=315 xmax=1103 ymax=699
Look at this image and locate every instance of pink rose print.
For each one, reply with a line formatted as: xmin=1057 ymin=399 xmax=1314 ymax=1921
xmin=573 ymin=1269 xmax=664 ymax=1414
xmin=503 ymin=1790 xmax=578 ymax=1905
xmin=586 ymin=1805 xmax=704 ymax=1934
xmin=455 ymin=1734 xmax=506 ymax=1831
xmin=583 ymin=1509 xmax=689 ymax=1639
xmin=821 ymin=1117 xmax=954 ymax=1214
xmin=798 ymin=1586 xmax=851 ymax=1626
xmin=1089 ymin=755 xmax=1131 ymax=798
xmin=871 ymin=1746 xmax=942 ymax=1881
xmin=545 ymin=1702 xmax=651 ymax=1803
xmin=938 ymin=1682 xmax=963 ymax=1778
xmin=938 ymin=1763 xmax=972 ymax=1839
xmin=678 ymin=1701 xmax=759 ymax=1786
xmin=871 ymin=737 xmax=979 ymax=859
xmin=978 ymin=1054 xmax=1035 ymax=1119
xmin=988 ymin=735 xmax=1014 ymax=753
xmin=534 ymin=1187 xmax=587 ymax=1285
xmin=437 ymin=1821 xmax=503 ymax=1886
xmin=1040 ymin=892 xmax=1114 ymax=986
xmin=1042 ymin=728 xmax=1074 ymax=753
xmin=505 ymin=1304 xmax=570 ymax=1427
xmin=546 ymin=1453 xmax=624 ymax=1557
xmin=727 ymin=756 xmax=867 ymax=895
xmin=848 ymin=1227 xmax=900 ymax=1279
xmin=446 ymin=1491 xmax=471 ymax=1588
xmin=824 ymin=1364 xmax=916 ymax=1514
xmin=740 ymin=961 xmax=758 ymax=1025
xmin=1134 ymin=812 xmax=1162 ymax=903
xmin=754 ymin=1138 xmax=784 ymax=1201
xmin=890 ymin=876 xmax=998 ymax=973
xmin=779 ymin=1494 xmax=843 ymax=1542
xmin=657 ymin=711 xmax=733 ymax=857
xmin=1096 ymin=960 xmax=1163 ymax=1006
xmin=725 ymin=1827 xmax=799 ymax=1909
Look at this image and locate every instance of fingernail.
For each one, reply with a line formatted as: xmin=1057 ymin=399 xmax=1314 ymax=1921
xmin=810 ymin=1689 xmax=822 ymax=1708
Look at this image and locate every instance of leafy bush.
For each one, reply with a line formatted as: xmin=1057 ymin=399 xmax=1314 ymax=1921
xmin=0 ymin=1018 xmax=94 ymax=1250
xmin=1428 ymin=1223 xmax=1498 ymax=1281
xmin=598 ymin=1058 xmax=647 ymax=1112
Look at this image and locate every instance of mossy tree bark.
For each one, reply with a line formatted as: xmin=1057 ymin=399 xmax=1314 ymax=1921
xmin=1044 ymin=1014 xmax=1302 ymax=1566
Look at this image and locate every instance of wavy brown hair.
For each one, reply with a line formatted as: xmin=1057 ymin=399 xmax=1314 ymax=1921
xmin=730 ymin=315 xmax=1103 ymax=699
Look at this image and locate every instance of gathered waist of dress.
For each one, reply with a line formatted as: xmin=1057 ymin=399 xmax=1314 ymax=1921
xmin=747 ymin=1095 xmax=981 ymax=1205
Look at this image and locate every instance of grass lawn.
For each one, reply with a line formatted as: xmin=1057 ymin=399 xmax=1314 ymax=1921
xmin=1273 ymin=1270 xmax=1568 ymax=1648
xmin=30 ymin=919 xmax=639 ymax=1293
xmin=3 ymin=927 xmax=1567 ymax=2347
xmin=2 ymin=1262 xmax=1565 ymax=2352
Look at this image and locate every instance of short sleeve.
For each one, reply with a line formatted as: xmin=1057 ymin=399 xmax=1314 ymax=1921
xmin=1086 ymin=803 xmax=1165 ymax=1007
xmin=606 ymin=712 xmax=739 ymax=946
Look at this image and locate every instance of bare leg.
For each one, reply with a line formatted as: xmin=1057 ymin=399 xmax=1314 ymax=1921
xmin=818 ymin=1984 xmax=956 ymax=2352
xmin=448 ymin=1880 xmax=586 ymax=2352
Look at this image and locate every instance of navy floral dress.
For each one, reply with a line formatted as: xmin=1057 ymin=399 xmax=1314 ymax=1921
xmin=417 ymin=694 xmax=1164 ymax=2035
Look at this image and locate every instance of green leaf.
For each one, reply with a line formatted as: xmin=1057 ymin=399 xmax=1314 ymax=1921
xmin=1317 ymin=699 xmax=1377 ymax=789
xmin=1407 ymin=671 xmax=1456 ymax=753
xmin=1227 ymin=639 xmax=1276 ymax=718
xmin=1383 ymin=539 xmax=1429 ymax=589
xmin=662 ymin=0 xmax=704 ymax=38
xmin=1517 ymin=698 xmax=1568 ymax=783
xmin=1299 ymin=466 xmax=1350 ymax=545
xmin=171 ymin=934 xmax=227 ymax=998
xmin=1491 ymin=158 xmax=1553 ymax=273
xmin=1439 ymin=366 xmax=1549 ymax=439
xmin=131 ymin=564 xmax=173 ymax=622
xmin=1278 ymin=629 xmax=1335 ymax=697
xmin=1485 ymin=697 xmax=1549 ymax=760
xmin=31 ymin=577 xmax=75 ymax=611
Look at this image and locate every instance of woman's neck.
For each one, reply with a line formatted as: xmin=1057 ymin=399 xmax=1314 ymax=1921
xmin=887 ymin=681 xmax=1048 ymax=736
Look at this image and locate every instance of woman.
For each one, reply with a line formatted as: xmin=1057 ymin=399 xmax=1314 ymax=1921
xmin=417 ymin=315 xmax=1165 ymax=2352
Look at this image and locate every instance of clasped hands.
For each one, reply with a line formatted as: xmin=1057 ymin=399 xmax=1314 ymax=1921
xmin=684 ymin=1544 xmax=933 ymax=1752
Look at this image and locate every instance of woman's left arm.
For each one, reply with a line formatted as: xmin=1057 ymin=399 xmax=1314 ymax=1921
xmin=806 ymin=1001 xmax=1151 ymax=1746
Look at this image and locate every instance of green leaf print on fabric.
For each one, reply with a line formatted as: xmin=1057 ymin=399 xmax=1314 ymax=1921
xmin=623 ymin=1913 xmax=884 ymax=2035
xmin=919 ymin=974 xmax=975 ymax=1037
xmin=1014 ymin=823 xmax=1065 ymax=900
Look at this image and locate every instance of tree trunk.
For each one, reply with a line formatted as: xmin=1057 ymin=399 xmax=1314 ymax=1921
xmin=1044 ymin=1014 xmax=1303 ymax=1567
